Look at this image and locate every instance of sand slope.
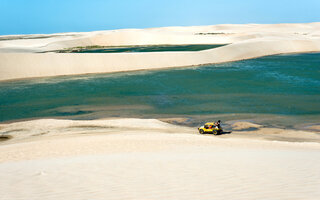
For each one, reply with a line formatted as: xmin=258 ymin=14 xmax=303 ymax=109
xmin=0 ymin=118 xmax=320 ymax=200
xmin=1 ymin=23 xmax=320 ymax=81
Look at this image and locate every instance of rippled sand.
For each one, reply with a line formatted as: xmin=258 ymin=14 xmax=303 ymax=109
xmin=1 ymin=118 xmax=319 ymax=200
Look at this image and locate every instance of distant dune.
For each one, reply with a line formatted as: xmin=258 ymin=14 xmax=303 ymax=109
xmin=0 ymin=22 xmax=320 ymax=80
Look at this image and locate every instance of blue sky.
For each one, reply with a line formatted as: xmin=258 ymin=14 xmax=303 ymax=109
xmin=0 ymin=0 xmax=319 ymax=35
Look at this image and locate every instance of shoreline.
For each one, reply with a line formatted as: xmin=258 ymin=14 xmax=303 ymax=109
xmin=1 ymin=118 xmax=319 ymax=147
xmin=1 ymin=110 xmax=320 ymax=133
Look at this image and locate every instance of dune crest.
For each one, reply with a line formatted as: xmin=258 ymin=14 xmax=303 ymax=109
xmin=1 ymin=23 xmax=320 ymax=81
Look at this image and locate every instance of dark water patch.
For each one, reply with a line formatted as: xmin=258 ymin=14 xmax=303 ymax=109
xmin=53 ymin=110 xmax=93 ymax=116
xmin=56 ymin=44 xmax=226 ymax=53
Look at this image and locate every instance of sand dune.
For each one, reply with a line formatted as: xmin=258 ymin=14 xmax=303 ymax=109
xmin=1 ymin=23 xmax=320 ymax=81
xmin=2 ymin=23 xmax=320 ymax=200
xmin=0 ymin=118 xmax=320 ymax=200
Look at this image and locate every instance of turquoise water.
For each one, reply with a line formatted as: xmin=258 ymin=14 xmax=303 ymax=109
xmin=65 ymin=44 xmax=225 ymax=53
xmin=0 ymin=53 xmax=320 ymax=128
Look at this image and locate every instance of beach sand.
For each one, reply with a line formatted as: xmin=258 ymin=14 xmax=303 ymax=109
xmin=0 ymin=118 xmax=320 ymax=200
xmin=1 ymin=23 xmax=320 ymax=81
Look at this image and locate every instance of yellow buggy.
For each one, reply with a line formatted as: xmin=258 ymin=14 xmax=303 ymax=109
xmin=198 ymin=122 xmax=223 ymax=135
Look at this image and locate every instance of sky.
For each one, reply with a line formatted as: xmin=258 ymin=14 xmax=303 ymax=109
xmin=0 ymin=0 xmax=319 ymax=35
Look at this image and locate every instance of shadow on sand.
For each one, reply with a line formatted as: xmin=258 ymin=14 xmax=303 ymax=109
xmin=200 ymin=131 xmax=232 ymax=136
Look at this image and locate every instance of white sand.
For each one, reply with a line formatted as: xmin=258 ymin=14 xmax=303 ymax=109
xmin=1 ymin=118 xmax=320 ymax=200
xmin=1 ymin=23 xmax=320 ymax=81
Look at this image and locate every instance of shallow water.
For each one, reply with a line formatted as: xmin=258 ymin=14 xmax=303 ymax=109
xmin=65 ymin=44 xmax=226 ymax=53
xmin=0 ymin=53 xmax=319 ymax=128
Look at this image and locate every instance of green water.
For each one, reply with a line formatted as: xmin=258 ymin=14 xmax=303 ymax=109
xmin=0 ymin=53 xmax=320 ymax=128
xmin=64 ymin=44 xmax=226 ymax=53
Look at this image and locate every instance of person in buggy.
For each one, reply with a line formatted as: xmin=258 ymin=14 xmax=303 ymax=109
xmin=214 ymin=120 xmax=221 ymax=129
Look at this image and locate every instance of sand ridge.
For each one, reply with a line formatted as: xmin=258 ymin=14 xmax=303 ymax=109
xmin=1 ymin=118 xmax=320 ymax=162
xmin=1 ymin=23 xmax=320 ymax=81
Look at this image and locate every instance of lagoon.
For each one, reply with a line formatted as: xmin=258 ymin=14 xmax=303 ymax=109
xmin=0 ymin=53 xmax=319 ymax=128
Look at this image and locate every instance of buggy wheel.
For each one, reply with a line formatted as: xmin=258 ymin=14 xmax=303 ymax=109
xmin=213 ymin=130 xmax=218 ymax=135
xmin=199 ymin=129 xmax=204 ymax=134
